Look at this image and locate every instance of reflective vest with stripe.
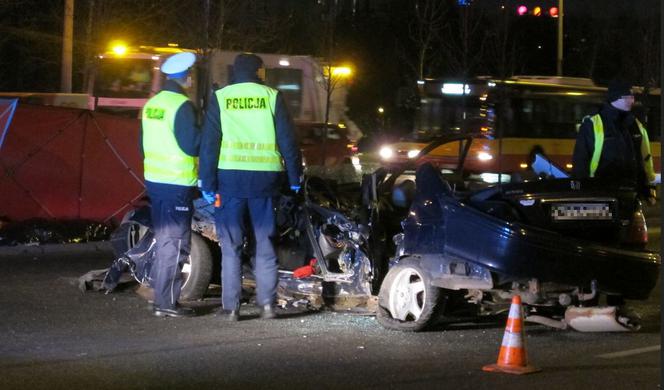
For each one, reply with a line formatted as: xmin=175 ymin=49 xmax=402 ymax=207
xmin=587 ymin=114 xmax=656 ymax=182
xmin=215 ymin=83 xmax=283 ymax=172
xmin=142 ymin=91 xmax=198 ymax=186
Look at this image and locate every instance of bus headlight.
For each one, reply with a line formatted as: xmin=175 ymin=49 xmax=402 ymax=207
xmin=477 ymin=152 xmax=493 ymax=161
xmin=379 ymin=146 xmax=394 ymax=160
xmin=407 ymin=149 xmax=420 ymax=159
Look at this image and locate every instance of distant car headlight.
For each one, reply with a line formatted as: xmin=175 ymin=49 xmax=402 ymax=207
xmin=477 ymin=152 xmax=493 ymax=161
xmin=407 ymin=149 xmax=420 ymax=159
xmin=379 ymin=146 xmax=394 ymax=160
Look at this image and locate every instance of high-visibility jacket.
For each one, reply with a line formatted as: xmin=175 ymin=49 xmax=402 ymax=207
xmin=142 ymin=91 xmax=198 ymax=186
xmin=587 ymin=114 xmax=656 ymax=182
xmin=215 ymin=83 xmax=284 ymax=172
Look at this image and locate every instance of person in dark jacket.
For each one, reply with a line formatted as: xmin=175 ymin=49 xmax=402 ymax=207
xmin=141 ymin=52 xmax=201 ymax=317
xmin=572 ymin=79 xmax=656 ymax=200
xmin=199 ymin=53 xmax=302 ymax=321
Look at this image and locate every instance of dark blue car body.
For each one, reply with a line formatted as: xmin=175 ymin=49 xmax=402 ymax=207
xmin=388 ymin=135 xmax=660 ymax=302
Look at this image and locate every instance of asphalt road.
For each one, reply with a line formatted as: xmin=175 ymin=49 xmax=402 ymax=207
xmin=0 ymin=241 xmax=660 ymax=390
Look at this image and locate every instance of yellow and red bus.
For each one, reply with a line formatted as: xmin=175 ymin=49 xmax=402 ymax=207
xmin=378 ymin=76 xmax=660 ymax=182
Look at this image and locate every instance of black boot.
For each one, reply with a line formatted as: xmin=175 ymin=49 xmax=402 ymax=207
xmin=259 ymin=304 xmax=277 ymax=320
xmin=216 ymin=308 xmax=240 ymax=322
xmin=153 ymin=305 xmax=195 ymax=318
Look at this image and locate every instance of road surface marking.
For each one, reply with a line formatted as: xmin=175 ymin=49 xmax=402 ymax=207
xmin=596 ymin=345 xmax=660 ymax=359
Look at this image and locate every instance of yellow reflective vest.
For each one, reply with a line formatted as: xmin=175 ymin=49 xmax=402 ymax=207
xmin=587 ymin=114 xmax=656 ymax=183
xmin=142 ymin=91 xmax=198 ymax=186
xmin=215 ymin=83 xmax=284 ymax=172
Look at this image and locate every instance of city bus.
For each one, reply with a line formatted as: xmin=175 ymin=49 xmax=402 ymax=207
xmin=377 ymin=76 xmax=661 ymax=183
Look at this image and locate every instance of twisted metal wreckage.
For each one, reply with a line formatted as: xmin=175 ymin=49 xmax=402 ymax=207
xmin=81 ymin=136 xmax=660 ymax=333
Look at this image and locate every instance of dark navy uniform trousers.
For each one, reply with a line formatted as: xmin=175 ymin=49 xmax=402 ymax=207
xmin=215 ymin=196 xmax=278 ymax=310
xmin=148 ymin=188 xmax=194 ymax=310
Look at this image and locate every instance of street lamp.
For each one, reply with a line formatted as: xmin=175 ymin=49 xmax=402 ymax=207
xmin=377 ymin=106 xmax=385 ymax=130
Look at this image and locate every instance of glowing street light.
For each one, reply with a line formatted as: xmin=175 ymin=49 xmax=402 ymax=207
xmin=331 ymin=66 xmax=352 ymax=77
xmin=110 ymin=41 xmax=128 ymax=56
xmin=377 ymin=107 xmax=385 ymax=114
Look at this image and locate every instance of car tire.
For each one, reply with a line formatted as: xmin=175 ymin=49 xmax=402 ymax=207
xmin=111 ymin=218 xmax=213 ymax=301
xmin=376 ymin=258 xmax=444 ymax=332
xmin=110 ymin=219 xmax=149 ymax=258
xmin=179 ymin=233 xmax=213 ymax=301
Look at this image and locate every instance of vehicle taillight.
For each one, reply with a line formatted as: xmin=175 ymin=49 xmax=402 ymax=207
xmin=347 ymin=143 xmax=358 ymax=153
xmin=627 ymin=208 xmax=648 ymax=244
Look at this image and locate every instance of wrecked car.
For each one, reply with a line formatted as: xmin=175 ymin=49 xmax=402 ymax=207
xmin=374 ymin=136 xmax=659 ymax=332
xmin=102 ymin=135 xmax=659 ymax=333
xmin=103 ymin=174 xmax=394 ymax=311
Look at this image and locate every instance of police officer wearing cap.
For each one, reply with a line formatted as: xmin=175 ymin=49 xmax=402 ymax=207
xmin=141 ymin=52 xmax=201 ymax=317
xmin=199 ymin=53 xmax=302 ymax=321
xmin=572 ymin=79 xmax=656 ymax=201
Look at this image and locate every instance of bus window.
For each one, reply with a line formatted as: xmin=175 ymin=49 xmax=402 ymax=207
xmin=415 ymin=95 xmax=492 ymax=140
xmin=506 ymin=93 xmax=604 ymax=139
xmin=266 ymin=68 xmax=303 ymax=118
xmin=225 ymin=65 xmax=304 ymax=118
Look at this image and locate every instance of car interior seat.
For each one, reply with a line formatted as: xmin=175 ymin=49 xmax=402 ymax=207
xmin=415 ymin=163 xmax=452 ymax=197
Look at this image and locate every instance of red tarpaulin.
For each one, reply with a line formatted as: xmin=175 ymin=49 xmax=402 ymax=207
xmin=0 ymin=103 xmax=145 ymax=223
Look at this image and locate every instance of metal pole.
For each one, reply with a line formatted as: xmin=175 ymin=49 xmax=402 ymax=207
xmin=659 ymin=2 xmax=663 ymax=385
xmin=83 ymin=0 xmax=95 ymax=93
xmin=204 ymin=0 xmax=210 ymax=48
xmin=61 ymin=0 xmax=74 ymax=93
xmin=556 ymin=0 xmax=563 ymax=76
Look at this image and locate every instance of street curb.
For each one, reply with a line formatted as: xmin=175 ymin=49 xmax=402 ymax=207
xmin=0 ymin=241 xmax=113 ymax=257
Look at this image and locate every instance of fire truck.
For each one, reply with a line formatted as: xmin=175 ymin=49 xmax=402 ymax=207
xmin=0 ymin=44 xmax=355 ymax=222
xmin=1 ymin=43 xmax=352 ymax=123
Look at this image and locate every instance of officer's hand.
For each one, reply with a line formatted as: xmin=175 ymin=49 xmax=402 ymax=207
xmin=202 ymin=191 xmax=216 ymax=204
xmin=290 ymin=185 xmax=301 ymax=194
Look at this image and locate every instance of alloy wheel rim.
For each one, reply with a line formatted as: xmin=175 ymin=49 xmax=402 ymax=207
xmin=388 ymin=268 xmax=426 ymax=321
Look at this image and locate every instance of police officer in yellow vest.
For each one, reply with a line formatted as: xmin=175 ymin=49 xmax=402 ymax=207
xmin=572 ymin=79 xmax=656 ymax=201
xmin=199 ymin=53 xmax=302 ymax=321
xmin=141 ymin=52 xmax=201 ymax=317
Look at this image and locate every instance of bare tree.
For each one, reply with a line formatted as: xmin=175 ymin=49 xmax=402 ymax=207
xmin=481 ymin=7 xmax=520 ymax=78
xmin=628 ymin=17 xmax=660 ymax=89
xmin=408 ymin=0 xmax=447 ymax=80
xmin=439 ymin=3 xmax=488 ymax=78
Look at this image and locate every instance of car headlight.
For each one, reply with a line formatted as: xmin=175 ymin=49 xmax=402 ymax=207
xmin=379 ymin=146 xmax=394 ymax=160
xmin=407 ymin=149 xmax=420 ymax=159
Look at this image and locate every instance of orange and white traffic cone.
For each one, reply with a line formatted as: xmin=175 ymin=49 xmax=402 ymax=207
xmin=482 ymin=295 xmax=540 ymax=375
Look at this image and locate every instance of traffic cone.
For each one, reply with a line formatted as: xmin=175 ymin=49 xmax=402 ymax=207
xmin=482 ymin=295 xmax=540 ymax=375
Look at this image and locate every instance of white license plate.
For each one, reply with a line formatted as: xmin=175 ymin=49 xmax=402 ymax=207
xmin=551 ymin=203 xmax=612 ymax=221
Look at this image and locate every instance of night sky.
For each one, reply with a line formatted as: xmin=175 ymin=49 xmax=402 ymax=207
xmin=0 ymin=0 xmax=660 ymax=134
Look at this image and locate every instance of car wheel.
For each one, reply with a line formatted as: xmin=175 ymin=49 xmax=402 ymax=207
xmin=111 ymin=219 xmax=213 ymax=301
xmin=376 ymin=258 xmax=443 ymax=332
xmin=179 ymin=233 xmax=213 ymax=301
xmin=110 ymin=219 xmax=149 ymax=258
